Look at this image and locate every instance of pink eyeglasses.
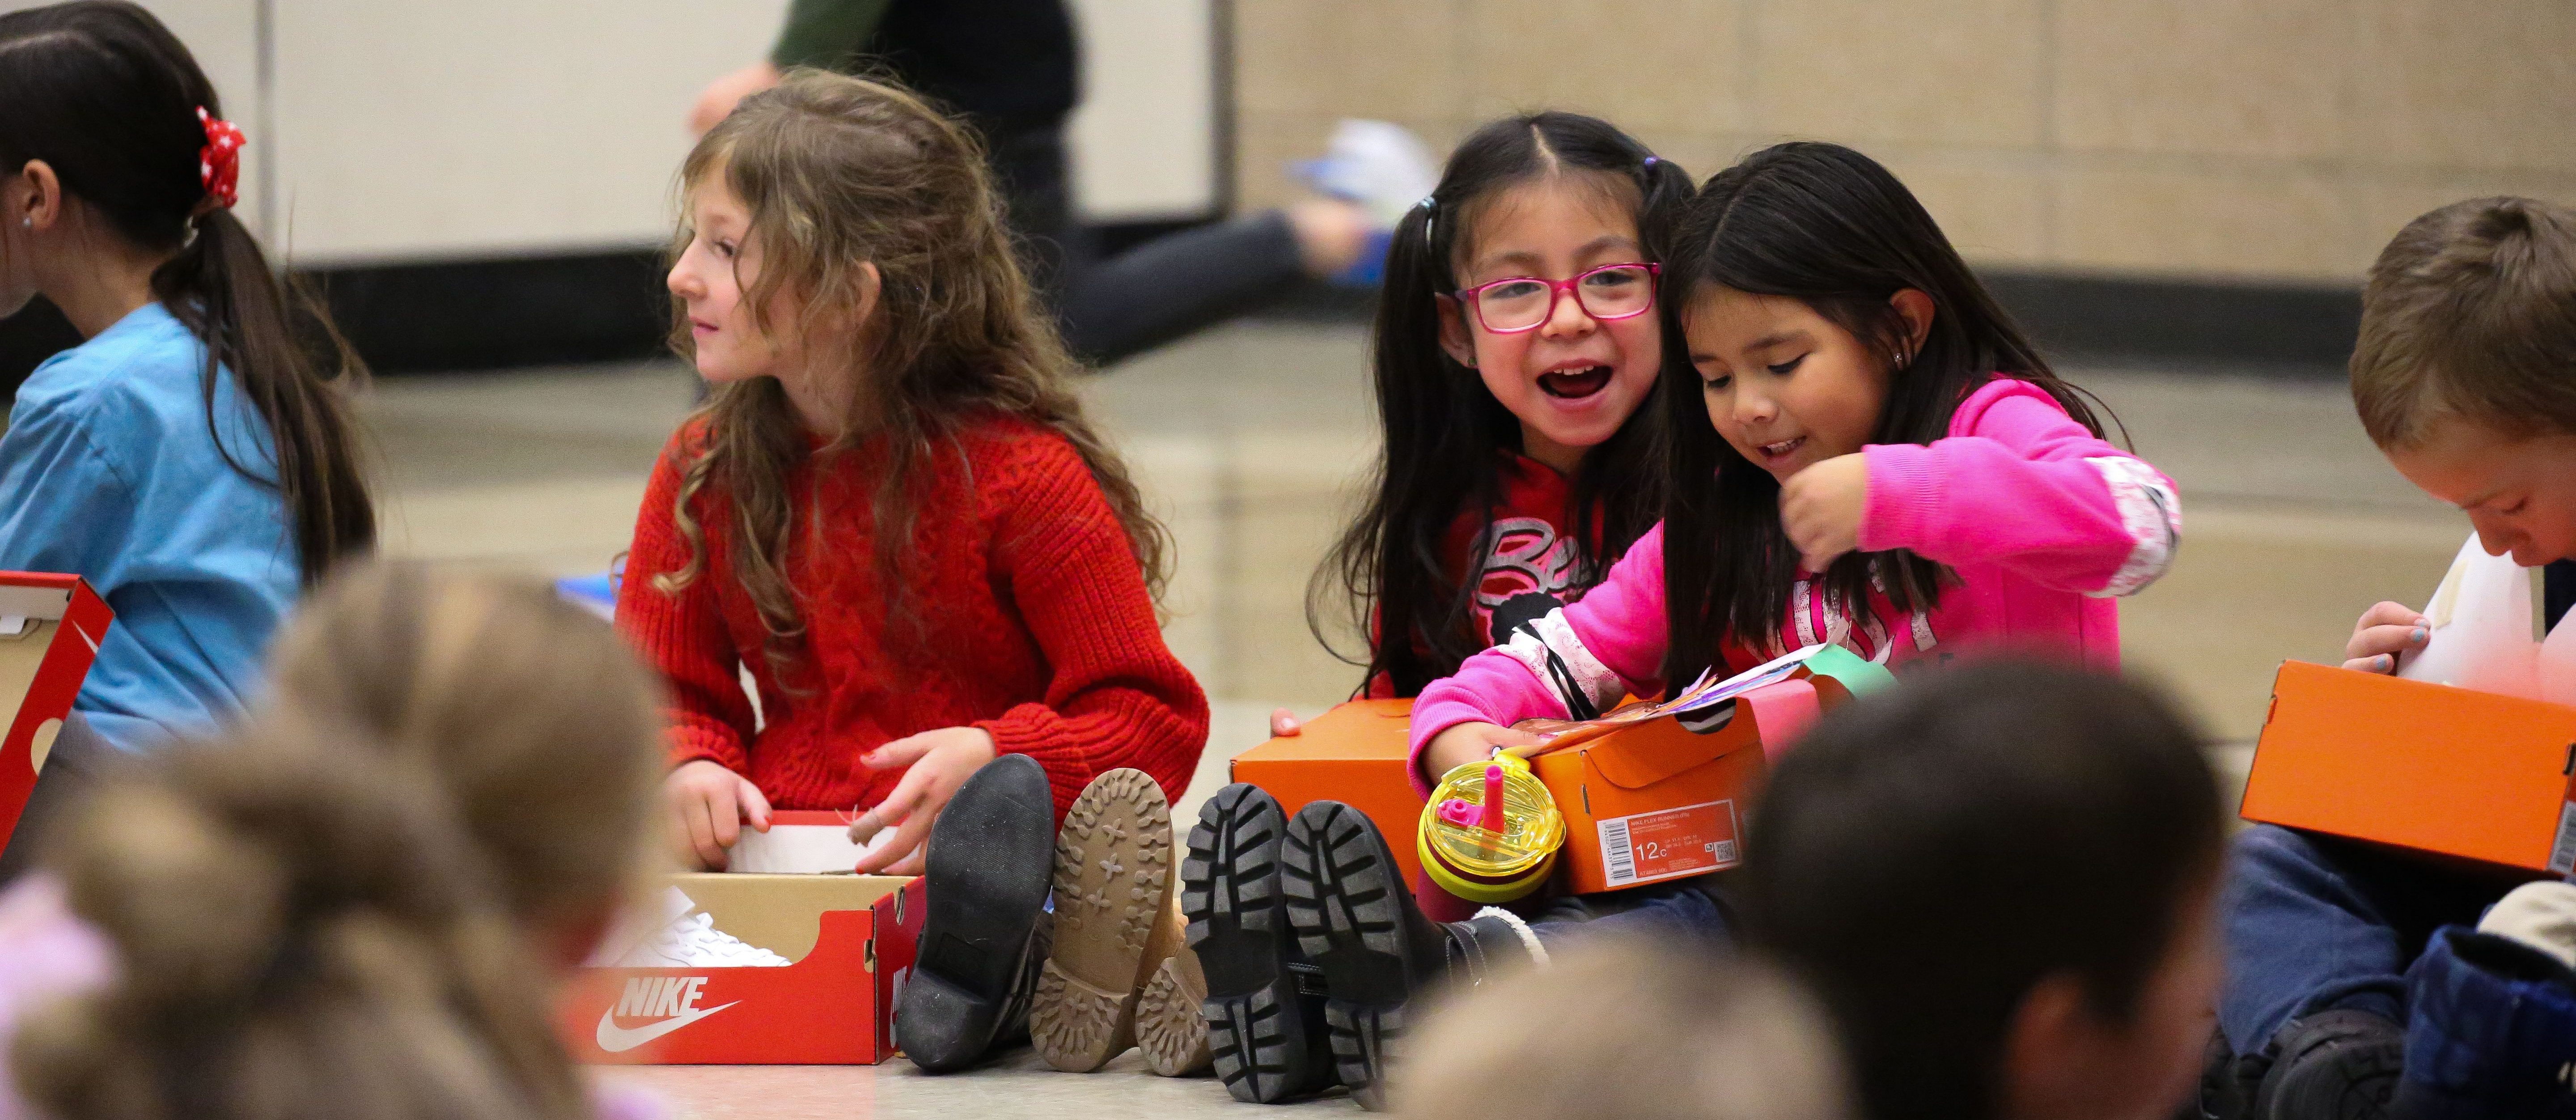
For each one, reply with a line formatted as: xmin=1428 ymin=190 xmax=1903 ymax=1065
xmin=1453 ymin=263 xmax=1661 ymax=334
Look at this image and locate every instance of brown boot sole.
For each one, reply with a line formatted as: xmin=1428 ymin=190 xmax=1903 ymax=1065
xmin=1136 ymin=941 xmax=1215 ymax=1076
xmin=1031 ymin=768 xmax=1172 ymax=1072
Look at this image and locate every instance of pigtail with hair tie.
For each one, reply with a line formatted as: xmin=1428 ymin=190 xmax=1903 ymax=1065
xmin=194 ymin=106 xmax=243 ymax=212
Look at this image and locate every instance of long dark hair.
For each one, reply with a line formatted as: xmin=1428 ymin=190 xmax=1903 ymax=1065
xmin=0 ymin=1 xmax=373 ymax=584
xmin=1658 ymin=142 xmax=2108 ymax=687
xmin=1743 ymin=661 xmax=2223 ymax=1120
xmin=1314 ymin=112 xmax=1693 ymax=697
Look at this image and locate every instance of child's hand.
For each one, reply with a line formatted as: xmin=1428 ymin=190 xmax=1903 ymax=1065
xmin=1422 ymin=721 xmax=1542 ymax=785
xmin=847 ymin=726 xmax=1000 ymax=875
xmin=1779 ymin=453 xmax=1870 ymax=573
xmin=1271 ymin=707 xmax=1303 ymax=737
xmin=2343 ymin=600 xmax=2431 ymax=674
xmin=665 ymin=759 xmax=772 ymax=871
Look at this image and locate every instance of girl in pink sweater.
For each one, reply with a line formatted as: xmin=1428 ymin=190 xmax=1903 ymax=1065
xmin=1412 ymin=141 xmax=2181 ymax=782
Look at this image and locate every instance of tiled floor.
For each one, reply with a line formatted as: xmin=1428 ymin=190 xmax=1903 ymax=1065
xmin=362 ymin=322 xmax=2472 ymax=1117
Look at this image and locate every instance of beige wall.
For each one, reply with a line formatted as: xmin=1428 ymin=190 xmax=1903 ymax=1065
xmin=1234 ymin=0 xmax=2576 ymax=285
xmin=34 ymin=1 xmax=1216 ymax=264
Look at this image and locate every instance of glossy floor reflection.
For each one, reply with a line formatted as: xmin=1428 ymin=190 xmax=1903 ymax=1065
xmin=363 ymin=322 xmax=2465 ymax=1117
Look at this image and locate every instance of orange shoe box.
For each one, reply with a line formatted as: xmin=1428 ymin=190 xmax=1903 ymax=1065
xmin=1229 ymin=680 xmax=1826 ymax=893
xmin=0 ymin=572 xmax=114 ymax=856
xmin=2244 ymin=659 xmax=2576 ymax=874
xmin=562 ymin=872 xmax=925 ymax=1065
xmin=1230 ymin=700 xmax=1429 ymax=882
xmin=1534 ymin=679 xmax=1818 ymax=893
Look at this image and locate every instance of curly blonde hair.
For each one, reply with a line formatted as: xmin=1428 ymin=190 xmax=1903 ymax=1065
xmin=654 ymin=70 xmax=1170 ymax=679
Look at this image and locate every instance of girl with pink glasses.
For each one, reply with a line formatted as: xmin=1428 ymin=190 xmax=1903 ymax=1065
xmin=1182 ymin=112 xmax=1694 ymax=1108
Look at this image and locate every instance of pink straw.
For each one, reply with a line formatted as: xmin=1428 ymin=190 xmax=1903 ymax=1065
xmin=1479 ymin=763 xmax=1506 ymax=832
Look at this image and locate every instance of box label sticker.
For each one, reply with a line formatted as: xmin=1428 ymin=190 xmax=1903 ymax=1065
xmin=1596 ymin=799 xmax=1741 ymax=888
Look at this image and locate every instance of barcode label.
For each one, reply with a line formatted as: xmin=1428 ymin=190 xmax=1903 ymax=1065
xmin=1601 ymin=819 xmax=1638 ymax=884
xmin=2551 ymin=802 xmax=2576 ymax=876
xmin=1595 ymin=800 xmax=1741 ymax=889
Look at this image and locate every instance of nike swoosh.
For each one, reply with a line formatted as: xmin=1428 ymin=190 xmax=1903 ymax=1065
xmin=594 ymin=1000 xmax=739 ymax=1053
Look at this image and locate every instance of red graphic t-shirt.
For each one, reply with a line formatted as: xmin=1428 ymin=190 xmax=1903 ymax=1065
xmin=1368 ymin=453 xmax=1601 ymax=697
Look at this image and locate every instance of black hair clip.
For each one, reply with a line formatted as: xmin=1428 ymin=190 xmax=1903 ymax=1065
xmin=1418 ymin=194 xmax=1437 ymax=248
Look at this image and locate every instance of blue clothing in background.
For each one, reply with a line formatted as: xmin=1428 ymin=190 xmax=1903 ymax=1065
xmin=0 ymin=302 xmax=297 ymax=754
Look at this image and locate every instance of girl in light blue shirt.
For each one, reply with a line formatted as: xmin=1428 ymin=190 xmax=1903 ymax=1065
xmin=0 ymin=2 xmax=373 ymax=865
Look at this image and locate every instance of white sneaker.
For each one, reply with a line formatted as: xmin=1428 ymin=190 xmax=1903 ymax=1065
xmin=604 ymin=887 xmax=792 ymax=968
xmin=1297 ymin=119 xmax=1439 ymax=229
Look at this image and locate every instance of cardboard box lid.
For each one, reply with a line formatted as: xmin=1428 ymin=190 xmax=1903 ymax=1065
xmin=1565 ymin=679 xmax=1807 ymax=791
xmin=0 ymin=620 xmax=55 ymax=730
xmin=1233 ymin=699 xmax=1414 ymax=763
xmin=0 ymin=574 xmax=82 ymax=724
xmin=667 ymin=873 xmax=912 ymax=962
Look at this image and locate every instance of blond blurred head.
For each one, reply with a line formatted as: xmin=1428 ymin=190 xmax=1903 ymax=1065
xmin=11 ymin=561 xmax=669 ymax=1120
xmin=1400 ymin=938 xmax=1856 ymax=1120
xmin=259 ymin=559 xmax=668 ymax=929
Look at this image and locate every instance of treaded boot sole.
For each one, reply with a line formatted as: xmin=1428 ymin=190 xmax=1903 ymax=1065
xmin=898 ymin=754 xmax=1055 ymax=1073
xmin=1031 ymin=768 xmax=1172 ymax=1072
xmin=1283 ymin=800 xmax=1435 ymax=1113
xmin=1183 ymin=784 xmax=1330 ymax=1103
xmin=2254 ymin=1011 xmax=2403 ymax=1120
xmin=1135 ymin=945 xmax=1215 ymax=1076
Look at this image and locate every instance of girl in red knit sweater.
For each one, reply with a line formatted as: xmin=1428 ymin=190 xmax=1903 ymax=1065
xmin=618 ymin=72 xmax=1209 ymax=1073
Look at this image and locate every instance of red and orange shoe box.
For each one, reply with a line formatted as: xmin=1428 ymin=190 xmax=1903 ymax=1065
xmin=2244 ymin=659 xmax=2576 ymax=874
xmin=562 ymin=871 xmax=925 ymax=1065
xmin=0 ymin=572 xmax=114 ymax=857
xmin=1230 ymin=679 xmax=1827 ymax=893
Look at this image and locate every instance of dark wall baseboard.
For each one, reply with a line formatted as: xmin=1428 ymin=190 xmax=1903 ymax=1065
xmin=0 ymin=241 xmax=2364 ymax=397
xmin=311 ymin=250 xmax=673 ymax=374
xmin=1983 ymin=271 xmax=2360 ymax=377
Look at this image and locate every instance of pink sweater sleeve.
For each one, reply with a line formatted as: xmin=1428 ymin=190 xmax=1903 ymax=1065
xmin=1405 ymin=521 xmax=1673 ymax=795
xmin=1860 ymin=380 xmax=2180 ymax=597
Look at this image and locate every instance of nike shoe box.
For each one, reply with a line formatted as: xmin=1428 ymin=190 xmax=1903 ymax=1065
xmin=0 ymin=572 xmax=113 ymax=859
xmin=563 ymin=871 xmax=925 ymax=1065
xmin=2245 ymin=659 xmax=2576 ymax=875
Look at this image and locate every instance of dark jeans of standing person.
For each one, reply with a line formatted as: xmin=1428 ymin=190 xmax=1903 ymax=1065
xmin=985 ymin=127 xmax=1309 ymax=367
xmin=2219 ymin=823 xmax=2538 ymax=1056
xmin=0 ymin=712 xmax=115 ymax=884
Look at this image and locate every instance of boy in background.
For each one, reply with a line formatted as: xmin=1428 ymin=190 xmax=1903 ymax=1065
xmin=2207 ymin=196 xmax=2576 ymax=1120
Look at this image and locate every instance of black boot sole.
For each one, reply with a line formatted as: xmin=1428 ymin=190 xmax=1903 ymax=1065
xmin=1283 ymin=800 xmax=1437 ymax=1112
xmin=897 ymin=754 xmax=1055 ymax=1073
xmin=1182 ymin=784 xmax=1331 ymax=1103
xmin=2254 ymin=1011 xmax=2403 ymax=1120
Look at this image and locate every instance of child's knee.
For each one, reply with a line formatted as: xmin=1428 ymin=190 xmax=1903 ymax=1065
xmin=2230 ymin=823 xmax=2338 ymax=889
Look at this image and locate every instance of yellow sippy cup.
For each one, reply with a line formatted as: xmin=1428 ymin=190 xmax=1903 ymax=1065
xmin=1416 ymin=752 xmax=1566 ymax=904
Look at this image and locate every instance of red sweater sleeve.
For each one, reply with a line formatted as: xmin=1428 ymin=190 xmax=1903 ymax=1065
xmin=615 ymin=434 xmax=758 ymax=775
xmin=971 ymin=436 xmax=1211 ymax=817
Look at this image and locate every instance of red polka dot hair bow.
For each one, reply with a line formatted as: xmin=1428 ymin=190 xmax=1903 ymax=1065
xmin=196 ymin=106 xmax=244 ymax=210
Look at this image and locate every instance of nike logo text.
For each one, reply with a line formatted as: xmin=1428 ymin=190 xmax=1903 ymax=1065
xmin=595 ymin=975 xmax=737 ymax=1053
